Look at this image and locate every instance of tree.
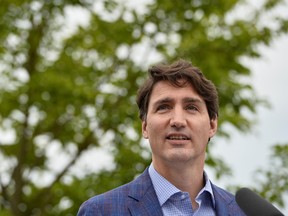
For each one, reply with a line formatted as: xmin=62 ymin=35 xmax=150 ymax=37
xmin=253 ymin=143 xmax=288 ymax=209
xmin=0 ymin=0 xmax=287 ymax=215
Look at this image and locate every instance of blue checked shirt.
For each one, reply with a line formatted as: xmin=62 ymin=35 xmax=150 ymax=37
xmin=149 ymin=164 xmax=216 ymax=216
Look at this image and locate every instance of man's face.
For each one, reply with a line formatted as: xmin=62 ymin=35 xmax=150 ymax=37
xmin=142 ymin=80 xmax=217 ymax=168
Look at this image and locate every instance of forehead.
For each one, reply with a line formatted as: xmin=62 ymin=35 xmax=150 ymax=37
xmin=149 ymin=80 xmax=203 ymax=104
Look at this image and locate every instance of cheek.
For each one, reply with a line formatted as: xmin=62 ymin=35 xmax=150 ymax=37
xmin=146 ymin=122 xmax=156 ymax=136
xmin=146 ymin=119 xmax=163 ymax=138
xmin=194 ymin=121 xmax=211 ymax=137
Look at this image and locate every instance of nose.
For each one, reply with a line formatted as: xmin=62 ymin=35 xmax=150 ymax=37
xmin=170 ymin=107 xmax=187 ymax=129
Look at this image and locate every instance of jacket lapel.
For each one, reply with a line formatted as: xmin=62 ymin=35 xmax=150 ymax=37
xmin=212 ymin=184 xmax=246 ymax=216
xmin=214 ymin=191 xmax=230 ymax=216
xmin=127 ymin=169 xmax=163 ymax=216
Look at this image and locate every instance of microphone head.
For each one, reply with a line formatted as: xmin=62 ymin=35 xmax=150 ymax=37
xmin=235 ymin=187 xmax=284 ymax=216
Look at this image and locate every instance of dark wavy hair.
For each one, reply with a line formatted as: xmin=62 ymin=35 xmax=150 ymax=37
xmin=136 ymin=59 xmax=218 ymax=121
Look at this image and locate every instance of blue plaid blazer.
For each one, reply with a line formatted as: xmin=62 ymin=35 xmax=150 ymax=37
xmin=77 ymin=168 xmax=246 ymax=216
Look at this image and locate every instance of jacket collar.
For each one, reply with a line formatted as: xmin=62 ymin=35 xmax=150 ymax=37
xmin=127 ymin=168 xmax=163 ymax=216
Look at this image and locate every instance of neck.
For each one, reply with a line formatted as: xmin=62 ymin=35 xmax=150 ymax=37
xmin=152 ymin=160 xmax=205 ymax=204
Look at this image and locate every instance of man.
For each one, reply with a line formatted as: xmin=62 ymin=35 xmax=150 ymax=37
xmin=77 ymin=60 xmax=246 ymax=215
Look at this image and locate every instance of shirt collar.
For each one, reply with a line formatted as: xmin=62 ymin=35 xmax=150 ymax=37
xmin=148 ymin=163 xmax=215 ymax=207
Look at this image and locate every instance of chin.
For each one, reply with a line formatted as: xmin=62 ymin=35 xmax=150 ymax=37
xmin=166 ymin=150 xmax=194 ymax=162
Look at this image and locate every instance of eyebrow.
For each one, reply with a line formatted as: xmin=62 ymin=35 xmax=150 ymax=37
xmin=182 ymin=97 xmax=203 ymax=104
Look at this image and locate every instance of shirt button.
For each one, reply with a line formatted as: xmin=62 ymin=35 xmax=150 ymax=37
xmin=181 ymin=194 xmax=186 ymax=199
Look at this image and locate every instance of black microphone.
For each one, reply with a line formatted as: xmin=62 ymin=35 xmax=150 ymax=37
xmin=235 ymin=187 xmax=284 ymax=216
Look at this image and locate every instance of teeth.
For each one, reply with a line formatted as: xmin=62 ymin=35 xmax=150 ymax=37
xmin=168 ymin=136 xmax=189 ymax=140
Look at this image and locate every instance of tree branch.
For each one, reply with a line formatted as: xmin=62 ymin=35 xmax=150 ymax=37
xmin=28 ymin=131 xmax=96 ymax=213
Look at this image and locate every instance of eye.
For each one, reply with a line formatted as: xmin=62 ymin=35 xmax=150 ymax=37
xmin=185 ymin=105 xmax=198 ymax=111
xmin=156 ymin=104 xmax=171 ymax=111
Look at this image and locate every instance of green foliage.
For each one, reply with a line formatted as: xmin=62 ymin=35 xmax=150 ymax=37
xmin=0 ymin=0 xmax=287 ymax=215
xmin=253 ymin=144 xmax=288 ymax=207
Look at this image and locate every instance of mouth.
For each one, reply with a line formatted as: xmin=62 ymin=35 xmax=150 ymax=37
xmin=166 ymin=135 xmax=190 ymax=140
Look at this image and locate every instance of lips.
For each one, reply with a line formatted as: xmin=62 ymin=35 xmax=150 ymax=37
xmin=166 ymin=134 xmax=190 ymax=140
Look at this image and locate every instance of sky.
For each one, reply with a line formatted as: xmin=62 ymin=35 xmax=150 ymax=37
xmin=210 ymin=34 xmax=288 ymax=213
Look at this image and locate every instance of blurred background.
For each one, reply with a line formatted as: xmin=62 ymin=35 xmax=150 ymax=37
xmin=0 ymin=0 xmax=287 ymax=215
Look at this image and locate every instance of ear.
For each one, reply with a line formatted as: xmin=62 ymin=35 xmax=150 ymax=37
xmin=142 ymin=120 xmax=148 ymax=139
xmin=209 ymin=117 xmax=218 ymax=138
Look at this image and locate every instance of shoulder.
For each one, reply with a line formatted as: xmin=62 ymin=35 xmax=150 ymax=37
xmin=212 ymin=184 xmax=235 ymax=200
xmin=77 ymin=183 xmax=132 ymax=215
xmin=77 ymin=168 xmax=153 ymax=216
